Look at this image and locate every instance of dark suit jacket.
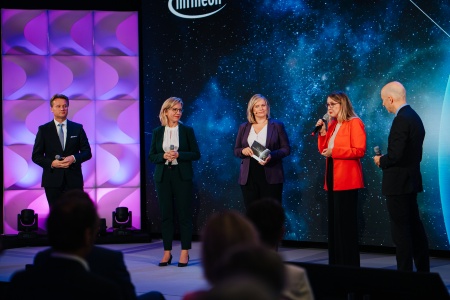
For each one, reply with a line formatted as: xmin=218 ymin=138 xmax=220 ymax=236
xmin=9 ymin=256 xmax=123 ymax=300
xmin=32 ymin=119 xmax=92 ymax=188
xmin=379 ymin=105 xmax=425 ymax=195
xmin=234 ymin=119 xmax=290 ymax=185
xmin=34 ymin=246 xmax=137 ymax=300
xmin=148 ymin=123 xmax=201 ymax=182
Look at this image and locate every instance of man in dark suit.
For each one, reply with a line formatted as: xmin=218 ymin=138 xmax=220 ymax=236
xmin=34 ymin=246 xmax=165 ymax=300
xmin=8 ymin=190 xmax=122 ymax=300
xmin=34 ymin=246 xmax=137 ymax=300
xmin=374 ymin=81 xmax=429 ymax=272
xmin=32 ymin=93 xmax=92 ymax=207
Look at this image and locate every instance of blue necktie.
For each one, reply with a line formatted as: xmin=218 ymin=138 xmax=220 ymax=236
xmin=58 ymin=123 xmax=65 ymax=150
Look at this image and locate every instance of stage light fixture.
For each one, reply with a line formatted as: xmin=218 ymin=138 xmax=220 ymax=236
xmin=17 ymin=209 xmax=38 ymax=238
xmin=112 ymin=207 xmax=132 ymax=235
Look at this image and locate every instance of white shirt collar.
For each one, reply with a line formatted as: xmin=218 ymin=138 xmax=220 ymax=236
xmin=54 ymin=119 xmax=68 ymax=126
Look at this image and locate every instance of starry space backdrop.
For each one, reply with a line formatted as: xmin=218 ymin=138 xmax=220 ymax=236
xmin=142 ymin=0 xmax=450 ymax=250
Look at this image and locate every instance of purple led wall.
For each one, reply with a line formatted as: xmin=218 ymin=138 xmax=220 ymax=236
xmin=1 ymin=9 xmax=141 ymax=234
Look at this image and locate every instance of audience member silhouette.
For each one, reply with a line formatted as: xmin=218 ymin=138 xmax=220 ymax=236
xmin=200 ymin=276 xmax=279 ymax=300
xmin=8 ymin=190 xmax=122 ymax=300
xmin=34 ymin=245 xmax=165 ymax=300
xmin=203 ymin=244 xmax=285 ymax=300
xmin=212 ymin=244 xmax=285 ymax=294
xmin=9 ymin=190 xmax=165 ymax=300
xmin=246 ymin=198 xmax=314 ymax=300
xmin=183 ymin=210 xmax=261 ymax=300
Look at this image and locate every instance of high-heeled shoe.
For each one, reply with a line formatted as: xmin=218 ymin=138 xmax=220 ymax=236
xmin=158 ymin=254 xmax=172 ymax=267
xmin=177 ymin=255 xmax=189 ymax=267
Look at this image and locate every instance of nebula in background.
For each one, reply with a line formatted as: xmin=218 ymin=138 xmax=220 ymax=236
xmin=143 ymin=0 xmax=450 ymax=250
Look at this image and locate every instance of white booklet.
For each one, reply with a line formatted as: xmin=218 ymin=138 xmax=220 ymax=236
xmin=251 ymin=140 xmax=271 ymax=162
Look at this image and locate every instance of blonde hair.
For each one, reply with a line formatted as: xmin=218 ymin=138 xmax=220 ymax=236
xmin=159 ymin=97 xmax=183 ymax=126
xmin=246 ymin=94 xmax=271 ymax=123
xmin=327 ymin=91 xmax=358 ymax=122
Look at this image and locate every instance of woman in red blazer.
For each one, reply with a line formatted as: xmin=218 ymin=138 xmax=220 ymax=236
xmin=316 ymin=91 xmax=366 ymax=267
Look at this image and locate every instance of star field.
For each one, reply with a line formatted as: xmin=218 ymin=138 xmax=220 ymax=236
xmin=142 ymin=0 xmax=450 ymax=250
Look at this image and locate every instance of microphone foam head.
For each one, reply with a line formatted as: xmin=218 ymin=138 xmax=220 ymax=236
xmin=373 ymin=146 xmax=381 ymax=155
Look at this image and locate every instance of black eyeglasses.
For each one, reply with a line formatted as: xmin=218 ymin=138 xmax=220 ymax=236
xmin=170 ymin=108 xmax=183 ymax=113
xmin=326 ymin=102 xmax=339 ymax=108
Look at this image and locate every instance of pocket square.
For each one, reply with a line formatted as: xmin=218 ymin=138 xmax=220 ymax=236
xmin=70 ymin=136 xmax=77 ymax=138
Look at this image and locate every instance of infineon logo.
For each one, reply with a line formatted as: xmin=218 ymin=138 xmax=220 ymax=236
xmin=168 ymin=0 xmax=226 ymax=19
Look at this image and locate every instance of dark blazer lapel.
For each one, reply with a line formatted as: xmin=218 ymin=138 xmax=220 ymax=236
xmin=64 ymin=121 xmax=73 ymax=151
xmin=266 ymin=120 xmax=275 ymax=149
xmin=156 ymin=126 xmax=164 ymax=153
xmin=179 ymin=124 xmax=187 ymax=150
xmin=243 ymin=122 xmax=251 ymax=148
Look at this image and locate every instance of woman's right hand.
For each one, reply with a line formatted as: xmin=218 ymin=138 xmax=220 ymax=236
xmin=163 ymin=152 xmax=173 ymax=162
xmin=242 ymin=147 xmax=253 ymax=157
xmin=315 ymin=119 xmax=326 ymax=135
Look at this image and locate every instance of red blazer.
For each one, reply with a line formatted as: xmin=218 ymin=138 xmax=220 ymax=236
xmin=318 ymin=118 xmax=366 ymax=191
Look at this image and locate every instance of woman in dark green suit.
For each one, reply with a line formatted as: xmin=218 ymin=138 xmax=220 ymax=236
xmin=149 ymin=97 xmax=201 ymax=267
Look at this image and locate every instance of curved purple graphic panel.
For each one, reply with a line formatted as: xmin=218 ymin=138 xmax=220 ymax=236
xmin=2 ymin=9 xmax=140 ymax=234
xmin=94 ymin=11 xmax=138 ymax=56
xmin=49 ymin=10 xmax=94 ymax=56
xmin=49 ymin=56 xmax=95 ymax=99
xmin=94 ymin=56 xmax=139 ymax=100
xmin=1 ymin=9 xmax=48 ymax=55
xmin=2 ymin=55 xmax=49 ymax=100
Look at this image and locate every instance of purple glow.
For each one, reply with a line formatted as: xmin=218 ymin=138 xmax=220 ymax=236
xmin=2 ymin=55 xmax=49 ymax=100
xmin=95 ymin=144 xmax=140 ymax=187
xmin=49 ymin=56 xmax=95 ymax=99
xmin=1 ymin=9 xmax=48 ymax=55
xmin=94 ymin=12 xmax=138 ymax=56
xmin=49 ymin=10 xmax=93 ymax=55
xmin=3 ymin=100 xmax=48 ymax=145
xmin=2 ymin=9 xmax=140 ymax=234
xmin=3 ymin=145 xmax=42 ymax=189
xmin=96 ymin=188 xmax=141 ymax=229
xmin=94 ymin=56 xmax=139 ymax=100
xmin=95 ymin=100 xmax=139 ymax=143
xmin=3 ymin=190 xmax=49 ymax=232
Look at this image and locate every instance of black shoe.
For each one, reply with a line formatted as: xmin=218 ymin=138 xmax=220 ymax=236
xmin=158 ymin=254 xmax=172 ymax=267
xmin=178 ymin=255 xmax=189 ymax=267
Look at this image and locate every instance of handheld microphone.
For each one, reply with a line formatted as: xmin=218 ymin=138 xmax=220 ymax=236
xmin=311 ymin=114 xmax=329 ymax=136
xmin=374 ymin=146 xmax=382 ymax=156
xmin=168 ymin=145 xmax=174 ymax=166
xmin=55 ymin=155 xmax=64 ymax=161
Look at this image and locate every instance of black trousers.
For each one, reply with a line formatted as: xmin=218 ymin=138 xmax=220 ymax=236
xmin=326 ymin=157 xmax=360 ymax=267
xmin=386 ymin=193 xmax=430 ymax=272
xmin=155 ymin=165 xmax=193 ymax=251
xmin=240 ymin=158 xmax=283 ymax=210
xmin=44 ymin=175 xmax=82 ymax=207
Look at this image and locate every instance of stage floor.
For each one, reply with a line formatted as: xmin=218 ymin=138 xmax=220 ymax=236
xmin=1 ymin=240 xmax=450 ymax=299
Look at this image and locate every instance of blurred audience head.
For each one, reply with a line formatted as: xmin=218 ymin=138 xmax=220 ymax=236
xmin=211 ymin=243 xmax=285 ymax=294
xmin=246 ymin=198 xmax=285 ymax=250
xmin=201 ymin=210 xmax=259 ymax=282
xmin=202 ymin=276 xmax=279 ymax=300
xmin=47 ymin=189 xmax=99 ymax=256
